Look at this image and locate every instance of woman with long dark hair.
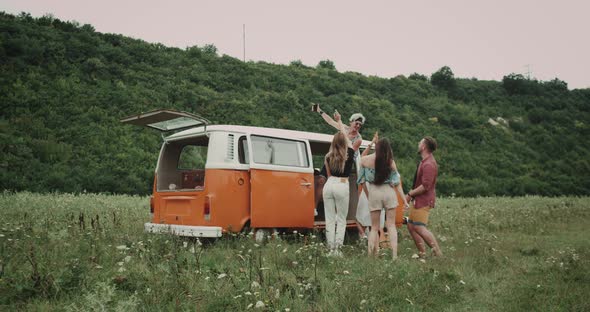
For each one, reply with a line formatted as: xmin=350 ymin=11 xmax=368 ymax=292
xmin=322 ymin=115 xmax=358 ymax=256
xmin=358 ymin=137 xmax=408 ymax=259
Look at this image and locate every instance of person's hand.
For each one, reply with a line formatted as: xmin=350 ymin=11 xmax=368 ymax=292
xmin=403 ymin=201 xmax=410 ymax=212
xmin=334 ymin=110 xmax=341 ymax=122
xmin=372 ymin=131 xmax=379 ymax=143
xmin=405 ymin=194 xmax=412 ymax=203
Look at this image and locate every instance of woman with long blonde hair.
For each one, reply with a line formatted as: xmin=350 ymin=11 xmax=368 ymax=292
xmin=323 ymin=115 xmax=358 ymax=256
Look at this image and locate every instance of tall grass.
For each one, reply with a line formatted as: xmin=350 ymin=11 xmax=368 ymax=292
xmin=0 ymin=192 xmax=588 ymax=311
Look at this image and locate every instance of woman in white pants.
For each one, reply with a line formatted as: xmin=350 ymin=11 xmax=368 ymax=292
xmin=358 ymin=137 xmax=409 ymax=259
xmin=322 ymin=114 xmax=357 ymax=256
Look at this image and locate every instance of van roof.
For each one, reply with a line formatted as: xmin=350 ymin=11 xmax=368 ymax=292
xmin=166 ymin=124 xmax=373 ymax=148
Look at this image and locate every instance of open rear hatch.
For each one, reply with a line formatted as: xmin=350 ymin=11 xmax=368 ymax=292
xmin=120 ymin=109 xmax=209 ymax=133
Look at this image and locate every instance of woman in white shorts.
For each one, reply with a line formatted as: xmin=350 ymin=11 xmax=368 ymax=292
xmin=358 ymin=136 xmax=408 ymax=259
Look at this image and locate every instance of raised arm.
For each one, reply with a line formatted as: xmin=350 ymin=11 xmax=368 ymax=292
xmin=333 ymin=111 xmax=353 ymax=147
xmin=361 ymin=131 xmax=379 ymax=156
xmin=321 ymin=110 xmax=340 ymax=129
xmin=315 ymin=103 xmax=342 ymax=130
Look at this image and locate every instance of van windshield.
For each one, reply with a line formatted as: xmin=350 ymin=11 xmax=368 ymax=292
xmin=157 ymin=138 xmax=208 ymax=192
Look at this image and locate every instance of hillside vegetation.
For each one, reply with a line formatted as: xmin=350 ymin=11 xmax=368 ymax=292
xmin=1 ymin=12 xmax=589 ymax=196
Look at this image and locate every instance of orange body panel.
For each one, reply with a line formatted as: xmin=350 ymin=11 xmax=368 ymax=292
xmin=152 ymin=169 xmax=250 ymax=232
xmin=394 ymin=181 xmax=405 ymax=228
xmin=250 ymin=169 xmax=314 ymax=228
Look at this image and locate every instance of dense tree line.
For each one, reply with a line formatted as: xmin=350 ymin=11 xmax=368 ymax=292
xmin=1 ymin=12 xmax=589 ymax=196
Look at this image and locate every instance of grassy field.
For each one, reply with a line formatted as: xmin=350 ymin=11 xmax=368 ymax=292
xmin=0 ymin=192 xmax=588 ymax=311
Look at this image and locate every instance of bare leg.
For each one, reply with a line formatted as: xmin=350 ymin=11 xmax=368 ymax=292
xmin=368 ymin=210 xmax=381 ymax=256
xmin=414 ymin=225 xmax=442 ymax=256
xmin=385 ymin=208 xmax=398 ymax=259
xmin=407 ymin=223 xmax=427 ymax=256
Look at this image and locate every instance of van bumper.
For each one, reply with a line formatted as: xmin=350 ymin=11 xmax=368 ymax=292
xmin=144 ymin=223 xmax=222 ymax=238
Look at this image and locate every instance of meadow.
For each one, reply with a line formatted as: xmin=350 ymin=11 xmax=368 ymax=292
xmin=0 ymin=192 xmax=588 ymax=311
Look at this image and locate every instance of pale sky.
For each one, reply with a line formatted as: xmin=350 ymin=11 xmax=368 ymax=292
xmin=3 ymin=0 xmax=589 ymax=89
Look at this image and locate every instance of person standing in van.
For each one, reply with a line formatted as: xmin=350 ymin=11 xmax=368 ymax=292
xmin=322 ymin=114 xmax=358 ymax=256
xmin=358 ymin=137 xmax=409 ymax=259
xmin=315 ymin=103 xmax=364 ymax=154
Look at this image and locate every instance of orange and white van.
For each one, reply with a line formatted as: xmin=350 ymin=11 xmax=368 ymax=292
xmin=122 ymin=109 xmax=404 ymax=238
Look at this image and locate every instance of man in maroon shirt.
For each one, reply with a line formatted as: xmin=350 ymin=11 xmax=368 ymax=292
xmin=406 ymin=137 xmax=442 ymax=257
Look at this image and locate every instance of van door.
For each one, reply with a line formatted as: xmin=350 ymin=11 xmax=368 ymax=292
xmin=120 ymin=109 xmax=209 ymax=132
xmin=248 ymin=135 xmax=314 ymax=228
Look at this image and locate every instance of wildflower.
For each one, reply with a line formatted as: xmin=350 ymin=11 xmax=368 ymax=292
xmin=183 ymin=241 xmax=188 ymax=248
xmin=405 ymin=298 xmax=413 ymax=305
xmin=411 ymin=254 xmax=419 ymax=259
xmin=445 ymin=285 xmax=451 ymax=292
xmin=251 ymin=281 xmax=260 ymax=288
xmin=282 ymin=248 xmax=288 ymax=253
xmin=292 ymin=261 xmax=298 ymax=266
xmin=275 ymin=289 xmax=280 ymax=299
xmin=247 ymin=303 xmax=253 ymax=309
xmin=419 ymin=259 xmax=426 ymax=263
xmin=459 ymin=280 xmax=466 ymax=285
xmin=255 ymin=301 xmax=265 ymax=308
xmin=406 ymin=282 xmax=412 ymax=287
xmin=360 ymin=300 xmax=367 ymax=305
xmin=285 ymin=309 xmax=291 ymax=312
xmin=118 ymin=267 xmax=126 ymax=272
xmin=124 ymin=256 xmax=132 ymax=263
xmin=116 ymin=245 xmax=128 ymax=251
xmin=117 ymin=261 xmax=124 ymax=266
xmin=217 ymin=273 xmax=227 ymax=279
xmin=343 ymin=270 xmax=350 ymax=275
xmin=233 ymin=295 xmax=242 ymax=299
xmin=245 ymin=291 xmax=252 ymax=296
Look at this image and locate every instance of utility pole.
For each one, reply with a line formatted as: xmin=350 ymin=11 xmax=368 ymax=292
xmin=525 ymin=64 xmax=532 ymax=80
xmin=243 ymin=24 xmax=246 ymax=62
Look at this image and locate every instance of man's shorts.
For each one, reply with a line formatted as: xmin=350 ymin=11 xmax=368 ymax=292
xmin=367 ymin=183 xmax=398 ymax=212
xmin=408 ymin=206 xmax=431 ymax=226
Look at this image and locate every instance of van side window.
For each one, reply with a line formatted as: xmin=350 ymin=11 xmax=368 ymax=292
xmin=251 ymin=135 xmax=309 ymax=167
xmin=238 ymin=136 xmax=249 ymax=164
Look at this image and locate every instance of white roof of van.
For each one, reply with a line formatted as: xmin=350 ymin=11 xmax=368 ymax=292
xmin=166 ymin=124 xmax=373 ymax=147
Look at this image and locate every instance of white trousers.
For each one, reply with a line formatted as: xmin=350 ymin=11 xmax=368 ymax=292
xmin=323 ymin=176 xmax=350 ymax=250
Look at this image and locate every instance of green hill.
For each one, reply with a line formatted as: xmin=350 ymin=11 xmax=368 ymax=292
xmin=1 ymin=12 xmax=589 ymax=196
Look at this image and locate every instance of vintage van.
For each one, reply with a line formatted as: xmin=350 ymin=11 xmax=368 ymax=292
xmin=122 ymin=109 xmax=405 ymax=238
